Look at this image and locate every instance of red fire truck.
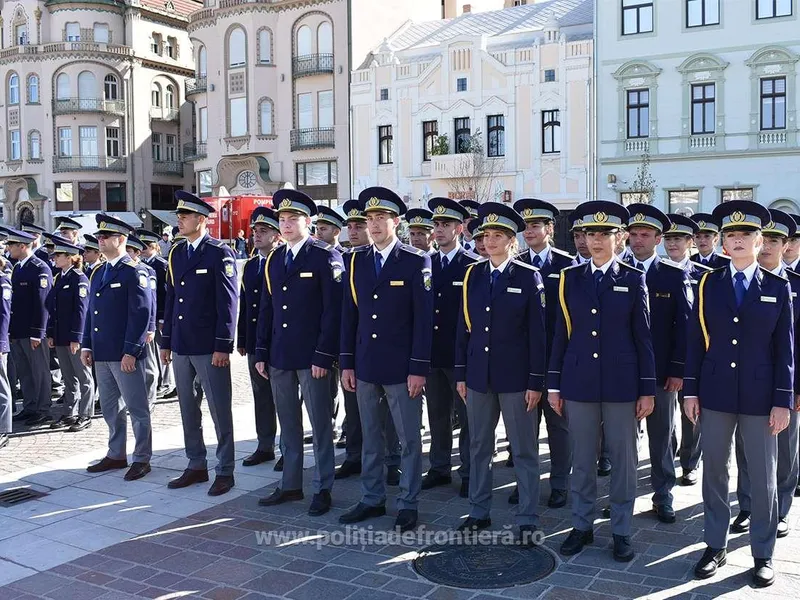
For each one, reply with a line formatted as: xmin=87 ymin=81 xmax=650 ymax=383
xmin=203 ymin=196 xmax=273 ymax=242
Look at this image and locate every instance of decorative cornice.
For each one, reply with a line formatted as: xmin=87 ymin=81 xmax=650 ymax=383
xmin=140 ymin=58 xmax=193 ymax=77
xmin=188 ymin=0 xmax=337 ymax=33
xmin=224 ymin=135 xmax=251 ymax=151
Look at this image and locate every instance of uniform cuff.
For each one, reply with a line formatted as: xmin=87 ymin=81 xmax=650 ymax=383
xmin=340 ymin=353 xmax=354 ymax=370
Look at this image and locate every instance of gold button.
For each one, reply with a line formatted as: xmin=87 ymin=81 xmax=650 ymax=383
xmin=372 ymin=333 xmax=377 ymax=339
xmin=373 ymin=294 xmax=379 ymax=299
xmin=484 ymin=346 xmax=489 ymax=352
xmin=731 ymin=362 xmax=736 ymax=368
xmin=732 ymin=339 xmax=738 ymax=345
xmin=372 ymin=314 xmax=377 ymax=319
xmin=593 ymin=353 xmax=599 ymax=358
xmin=591 ymin=309 xmax=597 ymax=314
xmin=591 ymin=331 xmax=597 ymax=337
xmin=733 ymin=317 xmax=739 ymax=323
xmin=283 ymin=323 xmax=287 ymax=328
xmin=178 ymin=315 xmax=183 ymax=320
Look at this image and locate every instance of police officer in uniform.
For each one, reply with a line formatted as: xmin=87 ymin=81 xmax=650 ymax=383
xmin=460 ymin=201 xmax=480 ymax=253
xmin=691 ymin=213 xmax=731 ymax=268
xmin=83 ymin=215 xmax=153 ymax=481
xmin=339 ymin=187 xmax=433 ymax=531
xmin=162 ymin=192 xmax=239 ymax=496
xmin=56 ymin=216 xmax=82 ymax=244
xmin=406 ymin=209 xmax=436 ymax=254
xmin=255 ymin=191 xmax=343 ymax=516
xmin=236 ymin=208 xmax=279 ymax=467
xmin=421 ymin=198 xmax=478 ymax=498
xmin=686 ymin=200 xmax=792 ymax=588
xmin=20 ymin=222 xmax=51 ymax=264
xmin=126 ymin=236 xmax=158 ymax=409
xmin=783 ymin=214 xmax=800 ymax=273
xmin=549 ymin=201 xmax=655 ymax=562
xmin=83 ymin=235 xmax=104 ymax=276
xmin=0 ymin=256 xmax=12 ymax=449
xmin=570 ymin=215 xmax=591 ymax=264
xmin=467 ymin=220 xmax=488 ymax=259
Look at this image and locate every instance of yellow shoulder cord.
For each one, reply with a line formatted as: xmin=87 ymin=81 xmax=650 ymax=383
xmin=264 ymin=250 xmax=275 ymax=295
xmin=349 ymin=252 xmax=358 ymax=307
xmin=462 ymin=263 xmax=476 ymax=333
xmin=167 ymin=244 xmax=178 ymax=286
xmin=698 ymin=271 xmax=710 ymax=351
xmin=558 ymin=272 xmax=572 ymax=339
xmin=89 ymin=264 xmax=100 ymax=286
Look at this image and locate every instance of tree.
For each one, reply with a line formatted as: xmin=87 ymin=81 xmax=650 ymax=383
xmin=629 ymin=150 xmax=656 ymax=204
xmin=444 ymin=129 xmax=504 ymax=204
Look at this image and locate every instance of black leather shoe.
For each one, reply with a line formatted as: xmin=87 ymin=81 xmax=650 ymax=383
xmin=69 ymin=417 xmax=92 ymax=432
xmin=87 ymin=457 xmax=128 ymax=473
xmin=508 ymin=486 xmax=519 ymax=505
xmin=124 ymin=462 xmax=151 ymax=481
xmin=242 ymin=449 xmax=275 ymax=467
xmin=795 ymin=484 xmax=800 ymax=497
xmin=0 ymin=434 xmax=9 ymax=450
xmin=694 ymin=547 xmax=726 ymax=579
xmin=336 ymin=433 xmax=347 ymax=449
xmin=730 ymin=510 xmax=751 ymax=533
xmin=457 ymin=517 xmax=491 ymax=532
xmin=548 ymin=489 xmax=567 ymax=509
xmin=308 ymin=490 xmax=332 ymax=516
xmin=518 ymin=525 xmax=539 ymax=548
xmin=395 ymin=509 xmax=418 ymax=532
xmin=777 ymin=517 xmax=789 ymax=538
xmin=753 ymin=558 xmax=775 ymax=588
xmin=303 ymin=434 xmax=313 ymax=444
xmin=612 ymin=534 xmax=635 ymax=562
xmin=560 ymin=528 xmax=593 ymax=556
xmin=386 ymin=466 xmax=400 ymax=486
xmin=274 ymin=456 xmax=284 ymax=472
xmin=601 ymin=505 xmax=611 ymax=519
xmin=25 ymin=414 xmax=52 ymax=427
xmin=334 ymin=461 xmax=362 ymax=479
xmin=654 ymin=503 xmax=676 ymax=524
xmin=339 ymin=502 xmax=386 ymax=524
xmin=208 ymin=475 xmax=235 ymax=496
xmin=50 ymin=416 xmax=76 ymax=429
xmin=681 ymin=469 xmax=698 ymax=486
xmin=506 ymin=454 xmax=514 ymax=468
xmin=459 ymin=479 xmax=469 ymax=498
xmin=597 ymin=457 xmax=612 ymax=477
xmin=168 ymin=468 xmax=209 ymax=489
xmin=12 ymin=410 xmax=36 ymax=423
xmin=421 ymin=471 xmax=452 ymax=490
xmin=259 ymin=488 xmax=303 ymax=506
xmin=162 ymin=387 xmax=178 ymax=399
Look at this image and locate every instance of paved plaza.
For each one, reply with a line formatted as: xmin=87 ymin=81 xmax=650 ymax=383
xmin=0 ymin=354 xmax=798 ymax=599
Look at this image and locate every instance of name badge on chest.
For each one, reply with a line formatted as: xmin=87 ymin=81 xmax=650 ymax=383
xmin=452 ymin=281 xmax=463 ymax=286
xmin=300 ymin=272 xmax=314 ymax=278
xmin=761 ymin=295 xmax=777 ymax=303
xmin=196 ymin=269 xmax=208 ymax=274
xmin=548 ymin=273 xmax=561 ymax=279
xmin=507 ymin=287 xmax=522 ymax=294
xmin=110 ymin=283 xmax=122 ymax=288
xmin=613 ymin=286 xmax=628 ymax=292
xmin=390 ymin=280 xmax=404 ymax=287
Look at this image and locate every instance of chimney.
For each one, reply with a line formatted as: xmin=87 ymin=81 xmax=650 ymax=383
xmin=463 ymin=4 xmax=471 ymax=13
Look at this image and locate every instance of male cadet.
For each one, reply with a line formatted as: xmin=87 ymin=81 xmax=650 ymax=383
xmin=137 ymin=229 xmax=174 ymax=399
xmin=691 ymin=213 xmax=730 ymax=268
xmin=235 ymin=207 xmax=279 ymax=468
xmin=20 ymin=221 xmax=51 ymax=263
xmin=513 ymin=198 xmax=577 ymax=508
xmin=460 ymin=200 xmax=480 ymax=253
xmin=625 ymin=204 xmax=691 ymax=524
xmin=254 ymin=190 xmax=343 ymax=516
xmin=406 ymin=209 xmax=436 ymax=254
xmin=82 ymin=214 xmax=153 ymax=481
xmin=468 ymin=220 xmax=488 ymax=259
xmin=784 ymin=214 xmax=800 ymax=273
xmin=733 ymin=209 xmax=800 ymax=540
xmin=570 ymin=215 xmax=591 ymax=264
xmin=161 ymin=191 xmax=239 ymax=497
xmin=125 ymin=236 xmax=158 ymax=409
xmin=663 ymin=214 xmax=712 ymax=486
xmin=339 ymin=187 xmax=433 ymax=531
xmin=56 ymin=216 xmax=82 ymax=244
xmin=422 ymin=198 xmax=478 ymax=498
xmin=0 ymin=255 xmax=12 ymax=449
xmin=5 ymin=227 xmax=53 ymax=426
xmin=83 ymin=235 xmax=104 ymax=276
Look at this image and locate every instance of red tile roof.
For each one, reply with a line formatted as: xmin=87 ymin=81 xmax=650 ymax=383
xmin=140 ymin=0 xmax=204 ymax=19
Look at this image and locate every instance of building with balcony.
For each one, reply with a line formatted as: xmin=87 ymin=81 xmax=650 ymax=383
xmin=0 ymin=0 xmax=197 ymax=229
xmin=597 ymin=0 xmax=800 ymax=215
xmin=350 ymin=0 xmax=594 ymax=220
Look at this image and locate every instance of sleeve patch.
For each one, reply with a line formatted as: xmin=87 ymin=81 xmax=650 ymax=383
xmin=225 ymin=262 xmax=235 ymax=278
xmin=138 ymin=273 xmax=148 ymax=288
xmin=331 ymin=261 xmax=343 ymax=283
xmin=39 ymin=275 xmax=48 ymax=289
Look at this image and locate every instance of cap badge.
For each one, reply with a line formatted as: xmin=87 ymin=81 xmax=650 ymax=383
xmin=697 ymin=220 xmax=706 ymax=228
xmin=367 ymin=197 xmax=381 ymax=208
xmin=411 ymin=216 xmax=423 ymax=224
xmin=348 ymin=208 xmax=361 ymax=217
xmin=434 ymin=204 xmax=447 ymax=214
xmin=521 ymin=208 xmax=535 ymax=218
xmin=669 ymin=223 xmax=679 ymax=232
xmin=731 ymin=211 xmax=746 ymax=223
xmin=177 ymin=199 xmax=186 ymax=208
xmin=594 ymin=212 xmax=608 ymax=223
xmin=279 ymin=198 xmax=293 ymax=209
xmin=633 ymin=212 xmax=646 ymax=223
xmin=486 ymin=213 xmax=499 ymax=223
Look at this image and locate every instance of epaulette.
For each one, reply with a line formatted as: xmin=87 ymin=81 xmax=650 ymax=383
xmin=551 ymin=247 xmax=574 ymax=259
xmin=399 ymin=244 xmax=425 ymax=257
xmin=206 ymin=238 xmax=225 ymax=248
xmin=511 ymin=259 xmax=538 ymax=272
xmin=692 ymin=262 xmax=713 ymax=272
xmin=350 ymin=244 xmax=370 ymax=252
xmin=785 ymin=269 xmax=800 ymax=282
xmin=658 ymin=259 xmax=685 ymax=272
xmin=562 ymin=262 xmax=585 ymax=272
xmin=311 ymin=239 xmax=334 ymax=252
xmin=172 ymin=238 xmax=187 ymax=246
xmin=761 ymin=267 xmax=789 ymax=282
xmin=618 ymin=261 xmax=644 ymax=274
xmin=463 ymin=249 xmax=481 ymax=261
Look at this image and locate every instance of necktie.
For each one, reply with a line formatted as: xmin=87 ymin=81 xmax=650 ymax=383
xmin=285 ymin=250 xmax=294 ymax=270
xmin=374 ymin=252 xmax=383 ymax=276
xmin=187 ymin=243 xmax=193 ymax=259
xmin=636 ymin=262 xmax=645 ymax=272
xmin=100 ymin=263 xmax=111 ymax=287
xmin=532 ymin=255 xmax=542 ymax=269
xmin=733 ymin=271 xmax=746 ymax=307
xmin=490 ymin=269 xmax=500 ymax=293
xmin=593 ymin=269 xmax=603 ymax=290
xmin=441 ymin=256 xmax=449 ymax=270
xmin=258 ymin=256 xmax=265 ymax=277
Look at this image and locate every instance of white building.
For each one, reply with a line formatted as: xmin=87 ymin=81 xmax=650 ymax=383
xmin=596 ymin=0 xmax=800 ymax=215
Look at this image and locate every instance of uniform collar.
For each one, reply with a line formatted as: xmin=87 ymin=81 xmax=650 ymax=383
xmin=489 ymin=256 xmax=512 ymax=274
xmin=768 ymin=264 xmax=784 ymax=276
xmin=633 ymin=252 xmax=657 ymax=273
xmin=529 ymin=245 xmax=551 ymax=265
xmin=287 ymin=235 xmax=310 ymax=258
xmin=373 ymin=237 xmax=398 ymax=262
xmin=439 ymin=243 xmax=460 ymax=263
xmin=106 ymin=253 xmax=126 ymax=268
xmin=590 ymin=256 xmax=615 ymax=275
xmin=17 ymin=253 xmax=33 ymax=269
xmin=188 ymin=232 xmax=208 ymax=251
xmin=786 ymin=257 xmax=800 ymax=271
xmin=676 ymin=256 xmax=691 ymax=269
xmin=730 ymin=260 xmax=758 ymax=286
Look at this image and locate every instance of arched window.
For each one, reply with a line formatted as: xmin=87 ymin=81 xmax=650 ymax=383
xmin=258 ymin=29 xmax=272 ymax=64
xmin=56 ymin=73 xmax=70 ymax=100
xmin=151 ymin=83 xmax=161 ymax=107
xmin=198 ymin=46 xmax=208 ymax=77
xmin=166 ymin=84 xmax=175 ymax=108
xmin=259 ymin=99 xmax=273 ymax=135
xmin=297 ymin=25 xmax=312 ymax=55
xmin=27 ymin=74 xmax=39 ymax=103
xmin=8 ymin=73 xmax=19 ymax=105
xmin=29 ymin=131 xmax=41 ymax=159
xmin=77 ymin=71 xmax=96 ymax=99
xmin=104 ymin=74 xmax=118 ymax=100
xmin=317 ymin=22 xmax=333 ymax=55
xmin=228 ymin=28 xmax=246 ymax=67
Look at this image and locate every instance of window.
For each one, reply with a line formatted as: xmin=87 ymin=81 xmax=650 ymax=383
xmin=27 ymin=74 xmax=39 ymax=103
xmin=757 ymin=0 xmax=792 ymax=19
xmin=514 ymin=1 xmax=527 ymax=5
xmin=106 ymin=127 xmax=120 ymax=157
xmin=487 ymin=115 xmax=505 ymax=157
xmin=229 ymin=97 xmax=247 ymax=136
xmin=165 ymin=134 xmax=176 ymax=161
xmin=198 ymin=171 xmax=213 ymax=196
xmin=687 ymin=0 xmax=720 ymax=27
xmin=457 ymin=77 xmax=467 ymax=92
xmin=66 ymin=22 xmax=81 ymax=42
xmin=318 ymin=90 xmax=333 ymax=128
xmin=9 ymin=131 xmax=21 ymax=160
xmin=165 ymin=37 xmax=176 ymax=59
xmin=622 ymin=0 xmax=654 ymax=35
xmin=198 ymin=46 xmax=208 ymax=77
xmin=378 ymin=125 xmax=393 ymax=165
xmin=259 ymin=100 xmax=273 ymax=135
xmin=152 ymin=132 xmax=162 ymax=161
xmin=296 ymin=161 xmax=338 ymax=202
xmin=78 ymin=182 xmax=101 ymax=211
xmin=454 ymin=117 xmax=471 ymax=153
xmin=58 ymin=127 xmax=72 ymax=156
xmin=298 ymin=93 xmax=313 ymax=129
xmin=258 ymin=29 xmax=271 ymax=63
xmin=151 ymin=33 xmax=162 ymax=54
xmin=151 ymin=84 xmax=161 ymax=107
xmin=29 ymin=131 xmax=41 ymax=159
xmin=228 ymin=27 xmax=246 ymax=67
xmin=627 ymin=89 xmax=649 ymax=138
xmin=380 ymin=88 xmax=389 ymax=101
xmin=15 ymin=23 xmax=28 ymax=45
xmin=199 ymin=107 xmax=208 ymax=142
xmin=56 ymin=73 xmax=70 ymax=100
xmin=297 ymin=25 xmax=313 ymax=55
xmin=77 ymin=71 xmax=96 ymax=100
xmin=165 ymin=85 xmax=175 ymax=109
xmin=94 ymin=24 xmax=109 ymax=43
xmin=544 ymin=69 xmax=556 ymax=82
xmin=151 ymin=184 xmax=182 ymax=209
xmin=761 ymin=77 xmax=786 ymax=130
xmin=79 ymin=127 xmax=97 ymax=163
xmin=423 ymin=120 xmax=438 ymax=161
xmin=106 ymin=183 xmax=127 ymax=212
xmin=104 ymin=74 xmax=118 ymax=100
xmin=8 ymin=74 xmax=19 ymax=105
xmin=317 ymin=22 xmax=333 ymax=54
xmin=542 ymin=110 xmax=561 ymax=153
xmin=691 ymin=83 xmax=715 ymax=134
xmin=668 ymin=190 xmax=700 ymax=216
xmin=721 ymin=188 xmax=754 ymax=202
xmin=56 ymin=182 xmax=73 ymax=205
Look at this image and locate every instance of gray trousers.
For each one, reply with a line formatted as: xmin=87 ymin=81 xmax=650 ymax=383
xmin=356 ymin=380 xmax=422 ymax=510
xmin=247 ymin=355 xmax=276 ymax=452
xmin=342 ymin=386 xmax=400 ymax=466
xmin=270 ymin=367 xmax=334 ymax=493
xmin=11 ymin=338 xmax=51 ymax=415
xmin=567 ymin=401 xmax=638 ymax=535
xmin=427 ymin=368 xmax=470 ymax=479
xmin=143 ymin=340 xmax=159 ymax=409
xmin=646 ymin=388 xmax=678 ymax=505
xmin=539 ymin=398 xmax=571 ymax=491
xmin=0 ymin=354 xmax=12 ymax=434
xmin=703 ymin=409 xmax=778 ymax=559
xmin=55 ymin=346 xmax=94 ymax=419
xmin=174 ymin=353 xmax=235 ymax=476
xmin=155 ymin=328 xmax=174 ymax=389
xmin=95 ymin=360 xmax=151 ymax=463
xmin=679 ymin=391 xmax=702 ymax=472
xmin=467 ymin=388 xmax=540 ymax=525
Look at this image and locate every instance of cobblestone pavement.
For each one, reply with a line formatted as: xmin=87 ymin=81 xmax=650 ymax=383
xmin=0 ymin=354 xmax=798 ymax=599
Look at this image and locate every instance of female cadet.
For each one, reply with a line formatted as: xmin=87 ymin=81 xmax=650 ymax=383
xmin=454 ymin=202 xmax=546 ymax=545
xmin=548 ymin=201 xmax=655 ymax=563
xmin=46 ymin=237 xmax=93 ymax=432
xmin=686 ymin=201 xmax=793 ymax=588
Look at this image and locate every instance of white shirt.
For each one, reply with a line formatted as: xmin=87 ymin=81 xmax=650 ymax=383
xmin=696 ymin=251 xmax=717 ymax=265
xmin=590 ymin=257 xmax=616 ymax=275
xmin=286 ymin=235 xmax=309 ymax=260
xmin=785 ymin=257 xmax=800 ymax=272
xmin=16 ymin=253 xmax=33 ymax=269
xmin=489 ymin=256 xmax=512 ymax=274
xmin=769 ymin=265 xmax=784 ymax=276
xmin=463 ymin=240 xmax=475 ymax=252
xmin=529 ymin=246 xmax=551 ymax=266
xmin=185 ymin=232 xmax=208 ymax=252
xmin=632 ymin=253 xmax=657 ymax=273
xmin=576 ymin=255 xmax=590 ymax=264
xmin=373 ymin=237 xmax=398 ymax=265
xmin=729 ymin=260 xmax=758 ymax=290
xmin=439 ymin=244 xmax=460 ymax=265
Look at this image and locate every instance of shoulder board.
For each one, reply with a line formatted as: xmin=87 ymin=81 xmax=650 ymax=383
xmin=692 ymin=262 xmax=713 ymax=272
xmin=551 ymin=248 xmax=574 ymax=259
xmin=785 ymin=269 xmax=800 ymax=281
xmin=659 ymin=259 xmax=684 ymax=272
xmin=206 ymin=238 xmax=225 ymax=248
xmin=462 ymin=250 xmax=481 ymax=261
xmin=761 ymin=268 xmax=789 ymax=282
xmin=399 ymin=244 xmax=425 ymax=257
xmin=618 ymin=261 xmax=644 ymax=274
xmin=511 ymin=259 xmax=538 ymax=272
xmin=562 ymin=263 xmax=584 ymax=273
xmin=172 ymin=239 xmax=187 ymax=246
xmin=121 ymin=260 xmax=137 ymax=268
xmin=350 ymin=245 xmax=370 ymax=253
xmin=311 ymin=239 xmax=334 ymax=252
xmin=246 ymin=255 xmax=260 ymax=263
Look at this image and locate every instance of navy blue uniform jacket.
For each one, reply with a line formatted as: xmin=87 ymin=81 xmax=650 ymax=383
xmin=143 ymin=255 xmax=167 ymax=323
xmin=0 ymin=272 xmax=11 ymax=353
xmin=548 ymin=260 xmax=656 ymax=403
xmin=691 ymin=252 xmax=730 ymax=270
xmin=236 ymin=253 xmax=268 ymax=356
xmin=10 ymin=255 xmax=52 ymax=340
xmin=455 ymin=259 xmax=546 ymax=394
xmin=46 ymin=268 xmax=89 ymax=346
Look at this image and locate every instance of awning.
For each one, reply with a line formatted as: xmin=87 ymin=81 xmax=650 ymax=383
xmin=147 ymin=209 xmax=178 ymax=227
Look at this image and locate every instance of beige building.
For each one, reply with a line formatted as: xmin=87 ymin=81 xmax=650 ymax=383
xmin=0 ymin=0 xmax=197 ymax=229
xmin=350 ymin=0 xmax=594 ymax=216
xmin=184 ymin=0 xmax=441 ymax=206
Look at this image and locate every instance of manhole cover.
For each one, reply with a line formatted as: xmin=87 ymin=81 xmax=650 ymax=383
xmin=0 ymin=487 xmax=47 ymax=507
xmin=413 ymin=543 xmax=556 ymax=589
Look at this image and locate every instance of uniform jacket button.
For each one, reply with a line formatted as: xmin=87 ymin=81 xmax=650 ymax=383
xmin=593 ymin=353 xmax=599 ymax=358
xmin=372 ymin=333 xmax=377 ymax=339
xmin=731 ymin=362 xmax=736 ymax=368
